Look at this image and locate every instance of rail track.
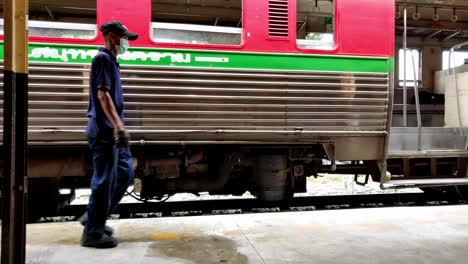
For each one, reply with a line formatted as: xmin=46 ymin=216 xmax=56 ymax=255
xmin=33 ymin=190 xmax=468 ymax=223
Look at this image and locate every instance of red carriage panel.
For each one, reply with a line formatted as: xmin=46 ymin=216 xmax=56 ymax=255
xmin=0 ymin=0 xmax=394 ymax=57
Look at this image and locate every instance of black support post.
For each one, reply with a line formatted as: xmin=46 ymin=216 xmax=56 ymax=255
xmin=1 ymin=0 xmax=29 ymax=263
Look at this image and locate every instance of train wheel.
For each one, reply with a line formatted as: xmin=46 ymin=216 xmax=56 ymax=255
xmin=254 ymin=153 xmax=291 ymax=202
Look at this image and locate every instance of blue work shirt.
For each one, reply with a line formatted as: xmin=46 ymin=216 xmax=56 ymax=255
xmin=85 ymin=48 xmax=125 ymax=138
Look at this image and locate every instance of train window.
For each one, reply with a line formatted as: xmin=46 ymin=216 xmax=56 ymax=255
xmin=296 ymin=0 xmax=335 ymax=50
xmin=0 ymin=1 xmax=97 ymax=39
xmin=442 ymin=50 xmax=468 ymax=70
xmin=398 ymin=49 xmax=422 ymax=87
xmin=151 ymin=0 xmax=243 ymax=45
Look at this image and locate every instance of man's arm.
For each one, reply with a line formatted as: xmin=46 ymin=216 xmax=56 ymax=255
xmin=97 ymin=89 xmax=124 ymax=130
xmin=93 ymin=55 xmax=129 ymax=148
xmin=98 ymin=89 xmax=130 ymax=148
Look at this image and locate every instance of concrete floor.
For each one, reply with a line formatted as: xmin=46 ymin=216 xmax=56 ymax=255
xmin=2 ymin=205 xmax=468 ymax=264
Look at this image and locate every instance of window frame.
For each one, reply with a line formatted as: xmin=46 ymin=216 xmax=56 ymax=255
xmin=0 ymin=18 xmax=98 ymax=40
xmin=149 ymin=0 xmax=245 ymax=48
xmin=295 ymin=0 xmax=337 ymax=51
xmin=0 ymin=1 xmax=98 ymax=41
xmin=398 ymin=48 xmax=422 ymax=88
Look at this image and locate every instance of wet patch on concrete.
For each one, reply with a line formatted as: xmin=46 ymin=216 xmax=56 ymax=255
xmin=148 ymin=235 xmax=248 ymax=264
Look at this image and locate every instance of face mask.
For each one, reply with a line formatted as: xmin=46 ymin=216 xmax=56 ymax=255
xmin=116 ymin=38 xmax=129 ymax=55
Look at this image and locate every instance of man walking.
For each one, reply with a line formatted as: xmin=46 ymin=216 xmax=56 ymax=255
xmin=80 ymin=21 xmax=138 ymax=248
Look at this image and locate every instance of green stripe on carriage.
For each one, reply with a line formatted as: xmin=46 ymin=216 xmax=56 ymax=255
xmin=0 ymin=42 xmax=392 ymax=73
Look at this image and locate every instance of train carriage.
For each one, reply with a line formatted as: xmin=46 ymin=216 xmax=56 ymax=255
xmin=0 ymin=0 xmax=467 ymax=218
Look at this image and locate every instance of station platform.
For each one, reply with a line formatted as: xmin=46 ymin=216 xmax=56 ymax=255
xmin=3 ymin=205 xmax=468 ymax=264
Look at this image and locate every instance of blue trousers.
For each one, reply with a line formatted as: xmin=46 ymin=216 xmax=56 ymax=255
xmin=85 ymin=136 xmax=134 ymax=235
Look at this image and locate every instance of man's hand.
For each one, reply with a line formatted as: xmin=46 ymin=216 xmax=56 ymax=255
xmin=114 ymin=129 xmax=130 ymax=149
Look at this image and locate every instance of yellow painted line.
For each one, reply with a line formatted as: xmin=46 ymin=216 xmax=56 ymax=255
xmin=224 ymin=230 xmax=252 ymax=236
xmin=150 ymin=234 xmax=180 ymax=240
xmin=225 ymin=230 xmax=240 ymax=236
xmin=150 ymin=233 xmax=192 ymax=240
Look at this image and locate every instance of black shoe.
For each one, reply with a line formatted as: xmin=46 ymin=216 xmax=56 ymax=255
xmin=80 ymin=232 xmax=118 ymax=249
xmin=79 ymin=213 xmax=114 ymax=236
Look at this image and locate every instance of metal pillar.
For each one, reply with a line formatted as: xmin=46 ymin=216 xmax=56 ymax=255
xmin=1 ymin=0 xmax=29 ymax=263
xmin=402 ymin=6 xmax=408 ymax=127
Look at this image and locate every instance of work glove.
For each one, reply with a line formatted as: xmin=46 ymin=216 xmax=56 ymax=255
xmin=114 ymin=128 xmax=130 ymax=149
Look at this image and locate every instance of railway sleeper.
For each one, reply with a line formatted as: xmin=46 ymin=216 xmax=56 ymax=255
xmin=7 ymin=147 xmax=468 ymax=221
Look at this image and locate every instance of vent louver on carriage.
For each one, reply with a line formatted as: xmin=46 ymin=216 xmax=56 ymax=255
xmin=268 ymin=0 xmax=289 ymax=37
xmin=0 ymin=61 xmax=389 ymax=144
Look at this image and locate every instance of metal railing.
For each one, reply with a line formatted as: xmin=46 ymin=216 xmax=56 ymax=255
xmin=402 ymin=6 xmax=423 ymax=151
xmin=448 ymin=41 xmax=468 ymax=139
